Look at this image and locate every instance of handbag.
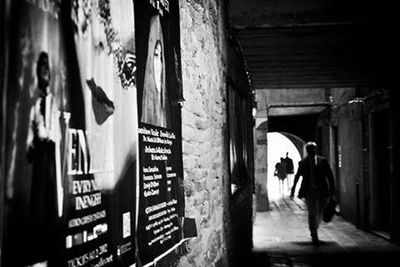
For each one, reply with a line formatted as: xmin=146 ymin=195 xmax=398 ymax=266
xmin=323 ymin=198 xmax=337 ymax=223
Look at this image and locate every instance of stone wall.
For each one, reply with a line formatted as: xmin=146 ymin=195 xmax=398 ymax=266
xmin=334 ymin=102 xmax=364 ymax=226
xmin=177 ymin=0 xmax=228 ymax=266
xmin=254 ymin=123 xmax=269 ymax=211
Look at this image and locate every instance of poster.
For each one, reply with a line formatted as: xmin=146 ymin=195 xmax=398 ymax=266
xmin=135 ymin=0 xmax=185 ymax=265
xmin=2 ymin=0 xmax=138 ymax=266
xmin=68 ymin=0 xmax=138 ymax=266
xmin=2 ymin=1 xmax=68 ymax=265
xmin=2 ymin=0 xmax=185 ymax=266
xmin=137 ymin=123 xmax=182 ymax=265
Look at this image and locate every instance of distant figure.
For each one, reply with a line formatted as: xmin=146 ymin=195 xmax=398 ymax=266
xmin=283 ymin=152 xmax=294 ymax=190
xmin=290 ymin=142 xmax=335 ymax=245
xmin=274 ymin=157 xmax=287 ymax=195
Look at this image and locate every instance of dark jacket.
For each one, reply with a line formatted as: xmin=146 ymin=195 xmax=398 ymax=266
xmin=284 ymin=157 xmax=294 ymax=174
xmin=292 ymin=155 xmax=335 ymax=198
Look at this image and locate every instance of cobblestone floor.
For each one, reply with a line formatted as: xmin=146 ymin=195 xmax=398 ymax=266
xmin=250 ymin=196 xmax=400 ymax=267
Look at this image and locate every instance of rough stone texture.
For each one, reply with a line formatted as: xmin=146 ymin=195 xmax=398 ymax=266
xmin=177 ymin=0 xmax=228 ymax=266
xmin=255 ymin=126 xmax=270 ymax=211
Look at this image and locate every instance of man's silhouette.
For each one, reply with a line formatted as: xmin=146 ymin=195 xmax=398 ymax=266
xmin=290 ymin=142 xmax=335 ymax=245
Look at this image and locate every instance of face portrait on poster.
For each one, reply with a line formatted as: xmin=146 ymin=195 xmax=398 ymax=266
xmin=2 ymin=1 xmax=138 ymax=266
xmin=135 ymin=1 xmax=185 ymax=266
xmin=69 ymin=0 xmax=138 ymax=266
xmin=2 ymin=1 xmax=68 ymax=265
xmin=2 ymin=0 xmax=185 ymax=266
xmin=141 ymin=14 xmax=170 ymax=128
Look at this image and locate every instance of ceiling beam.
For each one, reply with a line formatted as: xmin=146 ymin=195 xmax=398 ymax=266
xmin=252 ymin=82 xmax=375 ymax=90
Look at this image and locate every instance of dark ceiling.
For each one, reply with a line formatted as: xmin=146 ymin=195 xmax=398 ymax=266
xmin=236 ymin=24 xmax=382 ymax=89
xmin=229 ymin=0 xmax=399 ymax=90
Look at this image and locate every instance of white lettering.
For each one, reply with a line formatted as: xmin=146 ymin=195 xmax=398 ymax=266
xmin=68 ymin=129 xmax=90 ymax=175
xmin=72 ymin=180 xmax=99 ymax=195
xmin=149 ymin=0 xmax=170 ymax=16
xmin=67 ymin=244 xmax=108 ymax=267
xmin=75 ymin=193 xmax=102 ymax=210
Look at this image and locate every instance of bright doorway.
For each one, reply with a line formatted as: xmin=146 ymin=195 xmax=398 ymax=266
xmin=267 ymin=132 xmax=302 ymax=201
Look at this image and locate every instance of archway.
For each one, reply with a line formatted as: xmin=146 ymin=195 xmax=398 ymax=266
xmin=267 ymin=132 xmax=303 ymax=201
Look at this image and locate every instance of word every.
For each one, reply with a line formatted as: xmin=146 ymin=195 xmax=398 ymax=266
xmin=73 ymin=179 xmax=102 ymax=210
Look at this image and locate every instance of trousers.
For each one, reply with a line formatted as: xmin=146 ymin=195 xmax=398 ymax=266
xmin=305 ymin=194 xmax=328 ymax=236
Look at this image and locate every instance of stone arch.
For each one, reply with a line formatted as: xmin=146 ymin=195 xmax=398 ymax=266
xmin=279 ymin=131 xmax=306 ymax=158
xmin=266 ymin=132 xmax=304 ymax=200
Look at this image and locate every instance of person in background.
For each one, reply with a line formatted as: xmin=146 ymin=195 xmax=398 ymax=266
xmin=284 ymin=152 xmax=294 ymax=191
xmin=290 ymin=142 xmax=335 ymax=245
xmin=274 ymin=157 xmax=287 ymax=195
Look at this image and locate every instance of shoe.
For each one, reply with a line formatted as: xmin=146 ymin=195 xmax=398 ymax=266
xmin=312 ymin=236 xmax=320 ymax=246
xmin=311 ymin=232 xmax=319 ymax=246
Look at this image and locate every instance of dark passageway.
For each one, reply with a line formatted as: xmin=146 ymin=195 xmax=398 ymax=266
xmin=250 ymin=197 xmax=400 ymax=266
xmin=241 ymin=1 xmax=400 ymax=266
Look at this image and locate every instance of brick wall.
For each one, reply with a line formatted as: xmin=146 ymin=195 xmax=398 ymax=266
xmin=177 ymin=0 xmax=228 ymax=266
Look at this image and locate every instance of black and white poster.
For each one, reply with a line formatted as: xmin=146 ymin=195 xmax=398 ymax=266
xmin=137 ymin=123 xmax=182 ymax=265
xmin=2 ymin=0 xmax=185 ymax=266
xmin=2 ymin=1 xmax=138 ymax=266
xmin=68 ymin=0 xmax=138 ymax=266
xmin=2 ymin=1 xmax=70 ymax=265
xmin=135 ymin=0 xmax=185 ymax=265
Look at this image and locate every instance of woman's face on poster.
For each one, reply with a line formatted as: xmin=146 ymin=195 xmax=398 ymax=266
xmin=37 ymin=53 xmax=51 ymax=91
xmin=153 ymin=40 xmax=162 ymax=93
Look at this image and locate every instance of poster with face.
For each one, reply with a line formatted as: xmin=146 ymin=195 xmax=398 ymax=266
xmin=2 ymin=0 xmax=138 ymax=266
xmin=135 ymin=0 xmax=185 ymax=265
xmin=69 ymin=0 xmax=138 ymax=266
xmin=2 ymin=1 xmax=68 ymax=265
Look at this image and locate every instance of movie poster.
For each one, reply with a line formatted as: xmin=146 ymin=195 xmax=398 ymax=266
xmin=2 ymin=1 xmax=138 ymax=266
xmin=135 ymin=0 xmax=185 ymax=265
xmin=68 ymin=0 xmax=138 ymax=266
xmin=2 ymin=1 xmax=69 ymax=265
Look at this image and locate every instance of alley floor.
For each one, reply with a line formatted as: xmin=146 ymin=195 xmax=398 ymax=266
xmin=250 ymin=196 xmax=400 ymax=267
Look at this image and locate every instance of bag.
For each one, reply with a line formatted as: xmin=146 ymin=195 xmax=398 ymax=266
xmin=323 ymin=198 xmax=337 ymax=223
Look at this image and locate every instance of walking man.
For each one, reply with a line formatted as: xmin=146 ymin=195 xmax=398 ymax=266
xmin=290 ymin=142 xmax=335 ymax=245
